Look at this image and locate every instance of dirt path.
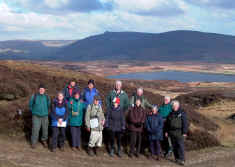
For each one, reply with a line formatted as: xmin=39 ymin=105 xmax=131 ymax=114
xmin=0 ymin=136 xmax=235 ymax=167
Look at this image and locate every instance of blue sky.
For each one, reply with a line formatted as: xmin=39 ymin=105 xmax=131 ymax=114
xmin=0 ymin=0 xmax=235 ymax=40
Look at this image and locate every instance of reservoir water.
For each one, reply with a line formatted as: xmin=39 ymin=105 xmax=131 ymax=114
xmin=108 ymin=71 xmax=235 ymax=83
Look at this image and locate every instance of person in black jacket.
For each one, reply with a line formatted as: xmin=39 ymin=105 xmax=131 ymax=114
xmin=105 ymin=97 xmax=125 ymax=157
xmin=165 ymin=100 xmax=188 ymax=166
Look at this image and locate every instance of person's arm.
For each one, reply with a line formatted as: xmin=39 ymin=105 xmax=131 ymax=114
xmin=182 ymin=112 xmax=188 ymax=135
xmin=140 ymin=110 xmax=147 ymax=124
xmin=29 ymin=95 xmax=34 ymax=111
xmin=128 ymin=109 xmax=137 ymax=124
xmin=123 ymin=93 xmax=129 ymax=111
xmin=47 ymin=96 xmax=51 ymax=111
xmin=50 ymin=101 xmax=60 ymax=120
xmin=63 ymin=102 xmax=69 ymax=121
xmin=121 ymin=109 xmax=126 ymax=130
xmin=85 ymin=105 xmax=91 ymax=129
xmin=129 ymin=96 xmax=135 ymax=108
xmin=105 ymin=91 xmax=112 ymax=111
xmin=158 ymin=116 xmax=164 ymax=133
xmin=145 ymin=98 xmax=153 ymax=110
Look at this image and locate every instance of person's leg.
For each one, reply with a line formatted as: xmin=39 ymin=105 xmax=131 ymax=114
xmin=116 ymin=131 xmax=122 ymax=157
xmin=130 ymin=131 xmax=137 ymax=156
xmin=31 ymin=115 xmax=41 ymax=147
xmin=41 ymin=116 xmax=49 ymax=143
xmin=149 ymin=140 xmax=155 ymax=156
xmin=156 ymin=140 xmax=161 ymax=156
xmin=51 ymin=127 xmax=59 ymax=151
xmin=136 ymin=132 xmax=142 ymax=156
xmin=171 ymin=136 xmax=179 ymax=160
xmin=77 ymin=126 xmax=81 ymax=149
xmin=70 ymin=126 xmax=77 ymax=148
xmin=109 ymin=131 xmax=115 ymax=152
xmin=177 ymin=138 xmax=185 ymax=162
xmin=59 ymin=127 xmax=66 ymax=149
xmin=95 ymin=131 xmax=103 ymax=156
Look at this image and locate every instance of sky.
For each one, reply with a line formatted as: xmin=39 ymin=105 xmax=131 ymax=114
xmin=0 ymin=0 xmax=235 ymax=40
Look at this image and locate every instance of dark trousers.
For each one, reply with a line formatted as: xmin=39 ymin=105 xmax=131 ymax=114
xmin=70 ymin=126 xmax=81 ymax=147
xmin=110 ymin=131 xmax=122 ymax=150
xmin=171 ymin=136 xmax=185 ymax=161
xmin=162 ymin=120 xmax=171 ymax=153
xmin=51 ymin=127 xmax=66 ymax=149
xmin=149 ymin=140 xmax=161 ymax=156
xmin=130 ymin=131 xmax=142 ymax=154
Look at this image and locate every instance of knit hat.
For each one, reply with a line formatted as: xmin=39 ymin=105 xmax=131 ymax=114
xmin=73 ymin=90 xmax=80 ymax=96
xmin=94 ymin=95 xmax=101 ymax=101
xmin=38 ymin=84 xmax=46 ymax=89
xmin=113 ymin=97 xmax=120 ymax=105
xmin=88 ymin=79 xmax=95 ymax=85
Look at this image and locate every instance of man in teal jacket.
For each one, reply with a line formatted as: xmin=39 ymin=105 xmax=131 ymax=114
xmin=106 ymin=80 xmax=129 ymax=113
xmin=29 ymin=84 xmax=51 ymax=149
xmin=158 ymin=96 xmax=172 ymax=157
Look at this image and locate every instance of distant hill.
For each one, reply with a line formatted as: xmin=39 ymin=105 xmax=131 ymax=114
xmin=56 ymin=30 xmax=235 ymax=63
xmin=1 ymin=30 xmax=235 ymax=63
xmin=0 ymin=40 xmax=75 ymax=60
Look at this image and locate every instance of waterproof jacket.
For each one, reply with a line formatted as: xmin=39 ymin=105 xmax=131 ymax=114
xmin=85 ymin=104 xmax=105 ymax=131
xmin=68 ymin=98 xmax=86 ymax=126
xmin=130 ymin=93 xmax=153 ymax=110
xmin=145 ymin=113 xmax=163 ymax=141
xmin=127 ymin=106 xmax=146 ymax=132
xmin=83 ymin=87 xmax=101 ymax=107
xmin=29 ymin=94 xmax=51 ymax=117
xmin=106 ymin=89 xmax=129 ymax=112
xmin=105 ymin=105 xmax=125 ymax=132
xmin=165 ymin=109 xmax=188 ymax=139
xmin=63 ymin=84 xmax=79 ymax=101
xmin=50 ymin=99 xmax=68 ymax=127
xmin=159 ymin=103 xmax=172 ymax=119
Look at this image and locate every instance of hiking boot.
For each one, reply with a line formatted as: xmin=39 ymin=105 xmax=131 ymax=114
xmin=129 ymin=153 xmax=133 ymax=158
xmin=178 ymin=160 xmax=185 ymax=166
xmin=76 ymin=147 xmax=81 ymax=152
xmin=109 ymin=149 xmax=114 ymax=157
xmin=60 ymin=146 xmax=65 ymax=152
xmin=51 ymin=148 xmax=56 ymax=153
xmin=41 ymin=141 xmax=47 ymax=148
xmin=71 ymin=147 xmax=76 ymax=152
xmin=117 ymin=149 xmax=122 ymax=158
xmin=155 ymin=155 xmax=160 ymax=161
xmin=87 ymin=147 xmax=95 ymax=157
xmin=95 ymin=147 xmax=101 ymax=156
xmin=31 ymin=144 xmax=36 ymax=149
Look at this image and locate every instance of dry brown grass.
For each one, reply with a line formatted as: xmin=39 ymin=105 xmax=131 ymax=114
xmin=197 ymin=100 xmax=235 ymax=147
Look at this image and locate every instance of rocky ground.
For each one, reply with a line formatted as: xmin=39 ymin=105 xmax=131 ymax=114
xmin=0 ymin=136 xmax=235 ymax=167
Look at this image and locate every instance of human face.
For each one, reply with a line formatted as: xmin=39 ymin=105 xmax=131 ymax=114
xmin=74 ymin=93 xmax=80 ymax=100
xmin=137 ymin=89 xmax=143 ymax=97
xmin=94 ymin=99 xmax=99 ymax=105
xmin=39 ymin=88 xmax=45 ymax=95
xmin=88 ymin=83 xmax=94 ymax=90
xmin=173 ymin=103 xmax=180 ymax=111
xmin=114 ymin=103 xmax=119 ymax=108
xmin=152 ymin=108 xmax=158 ymax=114
xmin=136 ymin=100 xmax=141 ymax=107
xmin=115 ymin=82 xmax=122 ymax=91
xmin=164 ymin=98 xmax=170 ymax=105
xmin=70 ymin=81 xmax=76 ymax=87
xmin=58 ymin=93 xmax=64 ymax=102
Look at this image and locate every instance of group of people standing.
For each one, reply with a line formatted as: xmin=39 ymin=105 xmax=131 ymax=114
xmin=29 ymin=79 xmax=188 ymax=166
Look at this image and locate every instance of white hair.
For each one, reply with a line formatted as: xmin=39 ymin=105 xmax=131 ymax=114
xmin=164 ymin=96 xmax=171 ymax=101
xmin=115 ymin=80 xmax=122 ymax=86
xmin=171 ymin=100 xmax=180 ymax=107
xmin=137 ymin=87 xmax=143 ymax=93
